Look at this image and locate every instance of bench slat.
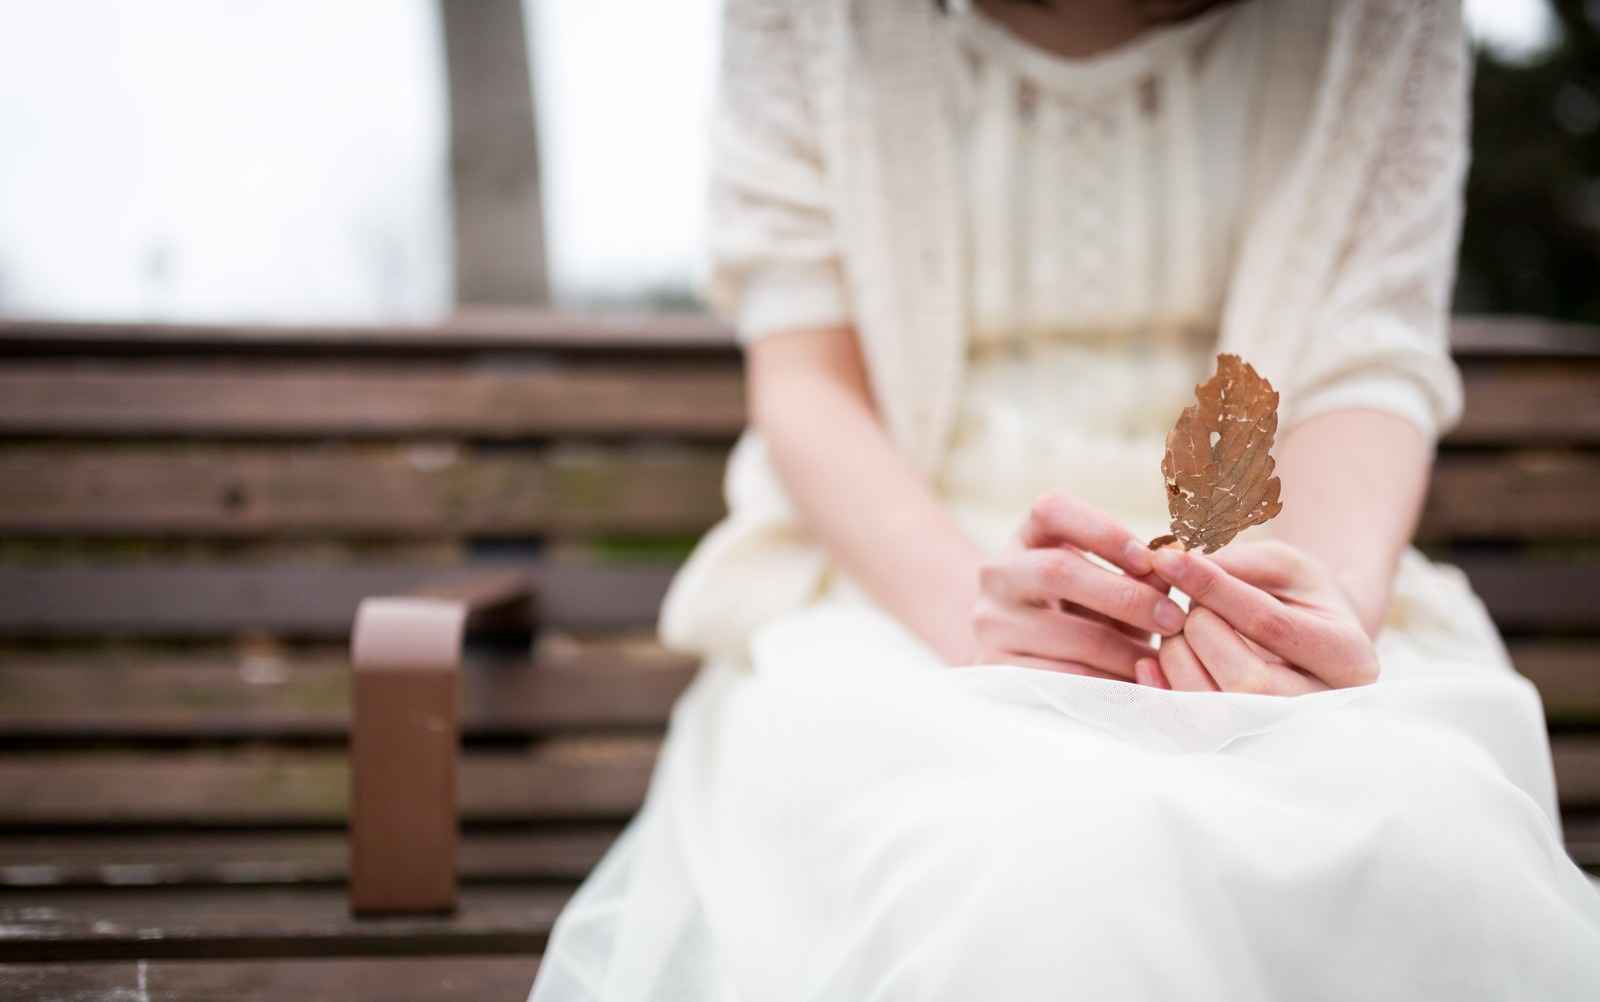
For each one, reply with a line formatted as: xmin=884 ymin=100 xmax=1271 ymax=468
xmin=0 ymin=884 xmax=564 ymax=962
xmin=0 ymin=445 xmax=727 ymax=538
xmin=3 ymin=445 xmax=1596 ymax=543
xmin=2 ymin=736 xmax=1595 ymax=827
xmin=2 ymin=642 xmax=1591 ymax=741
xmin=2 ymin=360 xmax=1594 ymax=446
xmin=3 ymin=818 xmax=1591 ymax=892
xmin=7 ymin=551 xmax=1598 ymax=637
xmin=1449 ymin=362 xmax=1600 ymax=445
xmin=0 ymin=828 xmax=616 ymax=888
xmin=0 ymin=361 xmax=742 ymax=439
xmin=1554 ymin=740 xmax=1600 ymax=809
xmin=0 ymin=312 xmax=739 ymax=355
xmin=0 ymin=561 xmax=677 ymax=637
xmin=1445 ymin=315 xmax=1600 ymax=359
xmin=0 ymin=957 xmax=541 ymax=1002
xmin=1422 ymin=451 xmax=1600 ymax=541
xmin=3 ymin=312 xmax=1590 ymax=356
xmin=1450 ymin=553 xmax=1600 ymax=634
xmin=1510 ymin=641 xmax=1600 ymax=724
xmin=0 ymin=646 xmax=692 ymax=741
xmin=0 ymin=741 xmax=657 ymax=828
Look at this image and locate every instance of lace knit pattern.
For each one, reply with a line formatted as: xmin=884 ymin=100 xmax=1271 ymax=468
xmin=665 ymin=0 xmax=1471 ymax=660
xmin=948 ymin=0 xmax=1260 ymax=348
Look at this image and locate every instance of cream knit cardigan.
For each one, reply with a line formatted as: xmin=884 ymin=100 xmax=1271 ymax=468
xmin=661 ymin=0 xmax=1470 ymax=660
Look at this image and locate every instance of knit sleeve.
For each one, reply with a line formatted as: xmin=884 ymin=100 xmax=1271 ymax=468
xmin=1290 ymin=0 xmax=1469 ymax=442
xmin=705 ymin=0 xmax=850 ymax=344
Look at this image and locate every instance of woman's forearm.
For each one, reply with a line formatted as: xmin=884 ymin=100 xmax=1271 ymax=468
xmin=1269 ymin=409 xmax=1433 ymax=636
xmin=747 ymin=326 xmax=985 ymax=665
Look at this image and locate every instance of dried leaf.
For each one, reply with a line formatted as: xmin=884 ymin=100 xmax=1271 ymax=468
xmin=1149 ymin=354 xmax=1284 ymax=553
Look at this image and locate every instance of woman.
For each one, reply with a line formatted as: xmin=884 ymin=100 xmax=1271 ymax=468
xmin=531 ymin=0 xmax=1600 ymax=998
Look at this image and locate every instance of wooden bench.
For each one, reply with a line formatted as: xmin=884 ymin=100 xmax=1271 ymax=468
xmin=0 ymin=313 xmax=1596 ymax=999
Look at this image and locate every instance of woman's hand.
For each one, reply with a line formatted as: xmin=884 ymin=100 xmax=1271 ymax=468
xmin=1139 ymin=541 xmax=1380 ymax=695
xmin=973 ymin=492 xmax=1188 ymax=677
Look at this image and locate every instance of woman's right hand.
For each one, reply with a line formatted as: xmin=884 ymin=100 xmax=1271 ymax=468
xmin=972 ymin=492 xmax=1188 ymax=677
xmin=1141 ymin=541 xmax=1380 ymax=695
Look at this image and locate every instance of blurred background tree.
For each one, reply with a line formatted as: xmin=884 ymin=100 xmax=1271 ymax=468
xmin=1458 ymin=0 xmax=1600 ymax=322
xmin=0 ymin=1 xmax=1591 ymax=321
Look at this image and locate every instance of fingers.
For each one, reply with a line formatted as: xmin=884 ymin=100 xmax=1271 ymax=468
xmin=986 ymin=548 xmax=1185 ymax=637
xmin=1134 ymin=657 xmax=1170 ymax=690
xmin=1151 ymin=547 xmax=1377 ymax=688
xmin=1150 ymin=547 xmax=1304 ymax=662
xmin=1156 ymin=633 xmax=1218 ymax=692
xmin=973 ymin=597 xmax=1155 ymax=679
xmin=1020 ymin=492 xmax=1154 ymax=578
xmin=1204 ymin=540 xmax=1308 ymax=595
xmin=1182 ymin=608 xmax=1325 ymax=696
xmin=1020 ymin=611 xmax=1154 ymax=680
xmin=1058 ymin=599 xmax=1155 ymax=642
xmin=997 ymin=653 xmax=1125 ymax=680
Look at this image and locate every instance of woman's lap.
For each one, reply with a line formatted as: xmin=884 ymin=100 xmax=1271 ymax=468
xmin=633 ymin=639 xmax=1598 ymax=998
xmin=533 ymin=558 xmax=1600 ymax=1000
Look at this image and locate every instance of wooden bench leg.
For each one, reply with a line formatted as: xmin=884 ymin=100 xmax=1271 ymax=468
xmin=349 ymin=598 xmax=465 ymax=915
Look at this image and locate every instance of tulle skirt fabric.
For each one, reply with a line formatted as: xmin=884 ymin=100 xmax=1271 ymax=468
xmin=531 ymin=545 xmax=1600 ymax=1000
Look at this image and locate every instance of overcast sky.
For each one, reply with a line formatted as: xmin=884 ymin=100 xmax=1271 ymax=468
xmin=0 ymin=0 xmax=1560 ymax=324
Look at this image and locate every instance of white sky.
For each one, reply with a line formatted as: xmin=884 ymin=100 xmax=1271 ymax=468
xmin=1465 ymin=0 xmax=1562 ymax=64
xmin=0 ymin=0 xmax=718 ymax=322
xmin=529 ymin=0 xmax=720 ymax=304
xmin=0 ymin=0 xmax=451 ymax=322
xmin=0 ymin=0 xmax=1559 ymax=323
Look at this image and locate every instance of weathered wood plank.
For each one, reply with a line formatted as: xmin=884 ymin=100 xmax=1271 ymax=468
xmin=0 ymin=312 xmax=738 ymax=356
xmin=0 ymin=642 xmax=694 ymax=741
xmin=3 ymin=313 xmax=1584 ymax=357
xmin=1507 ymin=641 xmax=1600 ymax=725
xmin=0 ymin=346 xmax=1587 ymax=447
xmin=1450 ymin=553 xmax=1600 ymax=633
xmin=0 ymin=740 xmax=657 ymax=828
xmin=2 ymin=337 xmax=1589 ymax=445
xmin=3 ymin=640 xmax=1591 ymax=737
xmin=0 ymin=828 xmax=616 ymax=888
xmin=1449 ymin=362 xmax=1600 ymax=445
xmin=0 ymin=361 xmax=743 ymax=438
xmin=1448 ymin=315 xmax=1600 ymax=358
xmin=1553 ymin=739 xmax=1600 ymax=811
xmin=1562 ymin=815 xmax=1600 ymax=870
xmin=0 ymin=885 xmax=564 ymax=961
xmin=1421 ymin=451 xmax=1600 ymax=541
xmin=0 ymin=446 xmax=727 ymax=537
xmin=4 ymin=443 xmax=1593 ymax=542
xmin=0 ymin=957 xmax=540 ymax=1002
xmin=7 ymin=551 xmax=1599 ymax=638
xmin=1 ymin=736 xmax=1592 ymax=828
xmin=0 ymin=561 xmax=677 ymax=638
xmin=3 ymin=815 xmax=1591 ymax=892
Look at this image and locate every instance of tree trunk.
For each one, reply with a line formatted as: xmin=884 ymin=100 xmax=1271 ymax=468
xmin=439 ymin=0 xmax=548 ymax=306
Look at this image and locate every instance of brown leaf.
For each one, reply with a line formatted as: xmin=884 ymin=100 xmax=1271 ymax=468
xmin=1149 ymin=354 xmax=1284 ymax=554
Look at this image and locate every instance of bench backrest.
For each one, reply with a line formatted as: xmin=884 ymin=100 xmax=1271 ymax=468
xmin=0 ymin=313 xmax=1596 ymax=864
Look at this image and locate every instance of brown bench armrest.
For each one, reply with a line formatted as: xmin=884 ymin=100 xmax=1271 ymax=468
xmin=347 ymin=571 xmax=536 ymax=916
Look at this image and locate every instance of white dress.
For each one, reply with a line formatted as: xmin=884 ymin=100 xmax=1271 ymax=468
xmin=530 ymin=6 xmax=1600 ymax=999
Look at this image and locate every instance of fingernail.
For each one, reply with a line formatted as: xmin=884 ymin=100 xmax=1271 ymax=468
xmin=1153 ymin=548 xmax=1187 ymax=581
xmin=1122 ymin=540 xmax=1152 ymax=574
xmin=1154 ymin=600 xmax=1185 ymax=634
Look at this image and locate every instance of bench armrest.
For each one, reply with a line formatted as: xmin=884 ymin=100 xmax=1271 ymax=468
xmin=347 ymin=571 xmax=536 ymax=916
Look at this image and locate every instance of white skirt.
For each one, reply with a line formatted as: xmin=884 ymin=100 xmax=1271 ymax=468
xmin=530 ymin=546 xmax=1600 ymax=1001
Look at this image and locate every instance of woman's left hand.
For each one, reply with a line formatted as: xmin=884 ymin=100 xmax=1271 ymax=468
xmin=1135 ymin=541 xmax=1380 ymax=696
